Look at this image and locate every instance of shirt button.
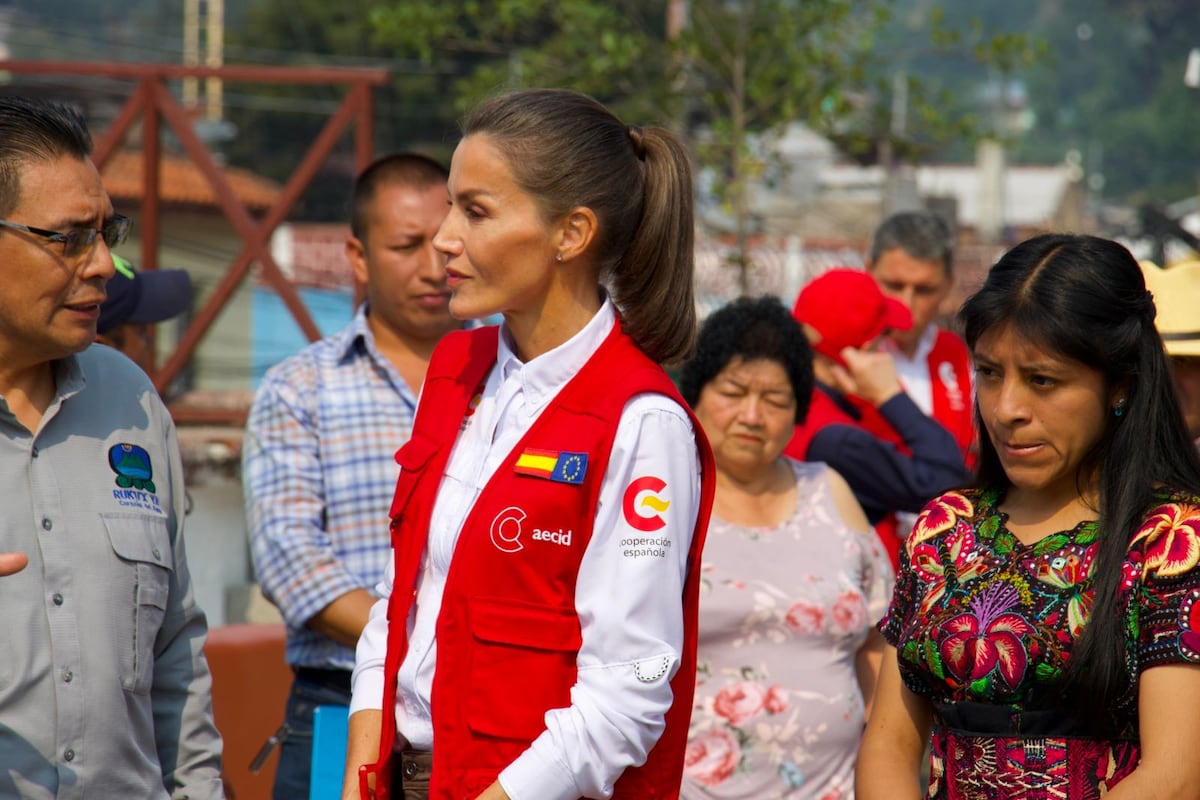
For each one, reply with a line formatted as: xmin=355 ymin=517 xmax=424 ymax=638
xmin=63 ymin=670 xmax=73 ymax=683
xmin=152 ymin=548 xmax=162 ymax=560
xmin=31 ymin=446 xmax=39 ymax=458
xmin=53 ymin=593 xmax=64 ymax=606
xmin=64 ymin=749 xmax=75 ymax=762
xmin=41 ymin=517 xmax=52 ymax=531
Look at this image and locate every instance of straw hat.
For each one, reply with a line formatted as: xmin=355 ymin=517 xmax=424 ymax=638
xmin=1141 ymin=260 xmax=1200 ymax=358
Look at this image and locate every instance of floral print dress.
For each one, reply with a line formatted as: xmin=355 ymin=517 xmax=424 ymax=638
xmin=682 ymin=460 xmax=893 ymax=800
xmin=880 ymin=486 xmax=1200 ymax=799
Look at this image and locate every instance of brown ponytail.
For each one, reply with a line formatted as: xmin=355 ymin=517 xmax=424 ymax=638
xmin=462 ymin=88 xmax=697 ymax=364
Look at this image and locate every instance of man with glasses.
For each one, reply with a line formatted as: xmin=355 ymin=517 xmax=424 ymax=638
xmin=0 ymin=97 xmax=224 ymax=799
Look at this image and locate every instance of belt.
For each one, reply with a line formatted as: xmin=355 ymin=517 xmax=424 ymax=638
xmin=933 ymin=701 xmax=1127 ymax=740
xmin=293 ymin=665 xmax=352 ymax=695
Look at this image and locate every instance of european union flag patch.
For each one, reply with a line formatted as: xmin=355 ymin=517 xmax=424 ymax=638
xmin=514 ymin=448 xmax=588 ymax=484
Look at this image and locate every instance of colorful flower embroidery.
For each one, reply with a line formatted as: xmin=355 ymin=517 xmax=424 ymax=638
xmin=912 ymin=521 xmax=989 ymax=616
xmin=1130 ymin=502 xmax=1200 ymax=578
xmin=1179 ymin=588 xmax=1200 ymax=662
xmin=937 ymin=582 xmax=1032 ymax=688
xmin=1035 ymin=552 xmax=1094 ymax=637
xmin=908 ymin=491 xmax=975 ymax=554
xmin=884 ymin=488 xmax=1200 ymax=798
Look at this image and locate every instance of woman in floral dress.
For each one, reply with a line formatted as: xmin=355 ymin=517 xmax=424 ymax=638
xmin=857 ymin=234 xmax=1200 ymax=798
xmin=679 ymin=296 xmax=893 ymax=799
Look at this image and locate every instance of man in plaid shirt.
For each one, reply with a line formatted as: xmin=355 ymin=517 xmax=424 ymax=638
xmin=242 ymin=153 xmax=460 ymax=800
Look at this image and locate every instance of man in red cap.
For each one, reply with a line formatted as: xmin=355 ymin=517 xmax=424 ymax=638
xmin=785 ymin=268 xmax=969 ymax=569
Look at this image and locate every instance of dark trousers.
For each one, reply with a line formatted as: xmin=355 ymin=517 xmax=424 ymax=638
xmin=393 ymin=750 xmax=433 ymax=799
xmin=272 ymin=668 xmax=352 ymax=800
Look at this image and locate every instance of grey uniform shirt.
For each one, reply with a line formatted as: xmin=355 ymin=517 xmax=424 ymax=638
xmin=0 ymin=345 xmax=223 ymax=800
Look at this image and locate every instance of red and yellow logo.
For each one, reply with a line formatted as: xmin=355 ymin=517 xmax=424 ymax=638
xmin=623 ymin=476 xmax=670 ymax=532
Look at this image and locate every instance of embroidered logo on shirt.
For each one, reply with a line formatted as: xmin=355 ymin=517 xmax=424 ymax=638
xmin=108 ymin=443 xmax=164 ymax=514
xmin=937 ymin=360 xmax=966 ymax=412
xmin=514 ymin=448 xmax=588 ymax=485
xmin=490 ymin=506 xmax=526 ymax=552
xmin=622 ymin=476 xmax=670 ymax=532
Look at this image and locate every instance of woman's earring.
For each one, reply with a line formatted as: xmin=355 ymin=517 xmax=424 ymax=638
xmin=1114 ymin=397 xmax=1127 ymax=417
xmin=555 ymin=252 xmax=563 ymax=263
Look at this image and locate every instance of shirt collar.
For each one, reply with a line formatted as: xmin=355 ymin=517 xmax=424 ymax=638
xmin=883 ymin=323 xmax=938 ymax=365
xmin=495 ymin=298 xmax=616 ymax=408
xmin=338 ymin=303 xmax=373 ymax=361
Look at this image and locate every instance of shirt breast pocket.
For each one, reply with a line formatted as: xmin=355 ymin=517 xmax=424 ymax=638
xmin=103 ymin=512 xmax=173 ymax=694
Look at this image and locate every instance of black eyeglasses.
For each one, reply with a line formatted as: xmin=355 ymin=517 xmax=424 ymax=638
xmin=0 ymin=214 xmax=132 ymax=258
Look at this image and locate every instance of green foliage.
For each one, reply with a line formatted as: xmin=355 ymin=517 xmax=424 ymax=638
xmin=369 ymin=0 xmax=675 ymax=122
xmin=221 ymin=0 xmax=462 ymax=220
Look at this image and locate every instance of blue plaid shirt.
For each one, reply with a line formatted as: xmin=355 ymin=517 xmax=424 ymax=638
xmin=243 ymin=305 xmax=418 ymax=669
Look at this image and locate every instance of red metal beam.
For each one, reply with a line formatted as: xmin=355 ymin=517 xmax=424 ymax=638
xmin=0 ymin=60 xmax=388 ymax=86
xmin=3 ymin=60 xmax=384 ymax=401
xmin=140 ymin=97 xmax=162 ymax=376
xmin=353 ymin=83 xmax=374 ymax=309
xmin=93 ymin=79 xmax=150 ymax=169
xmin=151 ymin=82 xmax=326 ymax=391
xmin=152 ymin=83 xmax=368 ymax=391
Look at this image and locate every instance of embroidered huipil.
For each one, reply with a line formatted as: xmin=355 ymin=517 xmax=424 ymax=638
xmin=881 ymin=486 xmax=1200 ymax=798
xmin=352 ymin=300 xmax=707 ymax=799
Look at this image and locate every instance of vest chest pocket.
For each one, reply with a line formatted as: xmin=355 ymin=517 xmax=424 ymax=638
xmin=390 ymin=435 xmax=441 ymax=520
xmin=465 ymin=599 xmax=583 ymax=741
xmin=103 ymin=513 xmax=173 ymax=694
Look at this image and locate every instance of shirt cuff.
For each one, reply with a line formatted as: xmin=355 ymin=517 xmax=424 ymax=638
xmin=498 ymin=746 xmax=581 ymax=800
xmin=349 ymin=667 xmax=386 ymax=715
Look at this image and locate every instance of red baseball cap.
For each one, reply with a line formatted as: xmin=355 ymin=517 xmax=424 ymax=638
xmin=791 ymin=268 xmax=912 ymax=363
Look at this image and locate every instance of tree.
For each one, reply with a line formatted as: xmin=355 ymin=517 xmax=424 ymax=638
xmin=368 ymin=0 xmax=677 ymax=122
xmin=674 ymin=0 xmax=889 ymax=292
xmin=221 ymin=0 xmax=465 ymax=220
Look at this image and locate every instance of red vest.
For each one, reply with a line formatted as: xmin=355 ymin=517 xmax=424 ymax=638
xmin=784 ymin=387 xmax=905 ymax=571
xmin=926 ymin=329 xmax=975 ymax=462
xmin=360 ymin=322 xmax=715 ymax=800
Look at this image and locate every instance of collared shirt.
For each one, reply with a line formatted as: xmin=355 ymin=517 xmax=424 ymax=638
xmin=0 ymin=345 xmax=223 ymax=800
xmin=352 ymin=300 xmax=704 ymax=800
xmin=883 ymin=324 xmax=938 ymax=416
xmin=244 ymin=304 xmax=419 ymax=669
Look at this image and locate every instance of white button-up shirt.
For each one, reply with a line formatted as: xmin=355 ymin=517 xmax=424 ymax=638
xmin=352 ymin=300 xmax=703 ymax=800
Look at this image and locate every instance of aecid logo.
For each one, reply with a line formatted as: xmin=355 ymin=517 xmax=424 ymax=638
xmin=532 ymin=527 xmax=573 ymax=546
xmin=489 ymin=507 xmax=574 ymax=551
xmin=622 ymin=476 xmax=670 ymax=532
xmin=490 ymin=506 xmax=526 ymax=552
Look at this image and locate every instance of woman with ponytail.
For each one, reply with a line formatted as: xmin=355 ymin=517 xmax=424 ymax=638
xmin=342 ymin=88 xmax=714 ymax=800
xmin=857 ymin=233 xmax=1200 ymax=798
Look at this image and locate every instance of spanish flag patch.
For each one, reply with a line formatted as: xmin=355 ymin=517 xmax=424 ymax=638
xmin=514 ymin=448 xmax=588 ymax=485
